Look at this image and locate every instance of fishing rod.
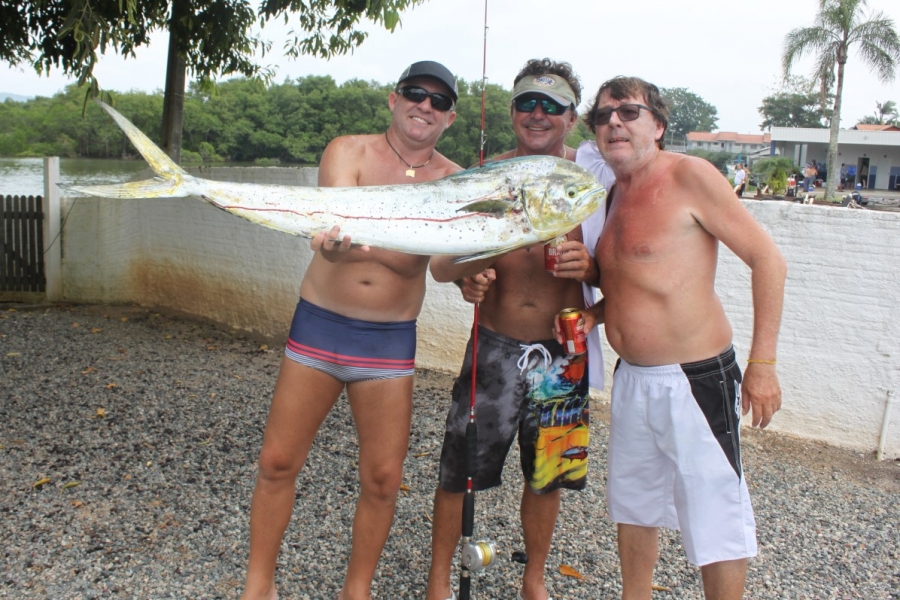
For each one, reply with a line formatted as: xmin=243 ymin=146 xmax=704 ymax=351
xmin=458 ymin=1 xmax=497 ymax=598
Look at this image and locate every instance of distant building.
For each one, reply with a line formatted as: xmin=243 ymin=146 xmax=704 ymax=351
xmin=769 ymin=127 xmax=900 ymax=191
xmin=686 ymin=131 xmax=771 ymax=155
xmin=853 ymin=123 xmax=900 ymax=132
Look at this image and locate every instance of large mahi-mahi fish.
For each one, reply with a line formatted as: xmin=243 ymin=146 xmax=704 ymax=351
xmin=65 ymin=102 xmax=606 ymax=262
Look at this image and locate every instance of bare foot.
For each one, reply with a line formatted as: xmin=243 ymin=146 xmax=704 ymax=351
xmin=238 ymin=588 xmax=277 ymax=600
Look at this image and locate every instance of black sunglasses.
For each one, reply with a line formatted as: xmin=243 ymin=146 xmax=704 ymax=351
xmin=513 ymin=95 xmax=571 ymax=116
xmin=396 ymin=86 xmax=455 ymax=112
xmin=593 ymin=103 xmax=652 ymax=125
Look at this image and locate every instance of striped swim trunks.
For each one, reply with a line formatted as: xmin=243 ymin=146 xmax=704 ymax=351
xmin=284 ymin=298 xmax=416 ymax=383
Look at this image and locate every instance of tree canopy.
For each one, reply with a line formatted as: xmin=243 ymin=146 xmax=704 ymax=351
xmin=0 ymin=0 xmax=425 ymax=92
xmin=856 ymin=99 xmax=899 ymax=124
xmin=0 ymin=75 xmax=595 ymax=168
xmin=782 ymin=0 xmax=900 ymax=200
xmin=758 ymin=76 xmax=832 ymax=130
xmin=0 ymin=0 xmax=428 ymax=162
xmin=659 ymin=87 xmax=718 ymax=140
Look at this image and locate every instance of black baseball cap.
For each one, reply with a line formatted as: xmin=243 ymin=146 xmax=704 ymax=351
xmin=396 ymin=60 xmax=458 ymax=102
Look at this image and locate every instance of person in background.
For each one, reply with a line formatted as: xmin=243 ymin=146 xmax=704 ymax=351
xmin=733 ymin=163 xmax=746 ymax=197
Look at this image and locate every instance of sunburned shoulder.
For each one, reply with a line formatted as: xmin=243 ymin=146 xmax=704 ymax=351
xmin=431 ymin=153 xmax=464 ymax=177
xmin=663 ymin=152 xmax=731 ymax=191
xmin=663 ymin=151 xmax=719 ymax=174
xmin=324 ymin=134 xmax=381 ymax=159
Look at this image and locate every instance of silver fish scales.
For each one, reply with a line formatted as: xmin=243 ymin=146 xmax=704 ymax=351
xmin=65 ymin=102 xmax=606 ymax=262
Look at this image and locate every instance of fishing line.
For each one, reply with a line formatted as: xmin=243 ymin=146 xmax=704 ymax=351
xmin=458 ymin=1 xmax=492 ymax=599
xmin=43 ymin=197 xmax=78 ymax=254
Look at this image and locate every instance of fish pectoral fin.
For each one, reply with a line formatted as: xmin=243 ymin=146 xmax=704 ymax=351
xmin=61 ymin=176 xmax=188 ymax=199
xmin=456 ymin=199 xmax=512 ymax=216
xmin=450 ymin=247 xmax=515 ymax=264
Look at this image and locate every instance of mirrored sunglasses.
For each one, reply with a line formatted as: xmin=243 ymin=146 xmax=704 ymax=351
xmin=396 ymin=86 xmax=455 ymax=112
xmin=513 ymin=95 xmax=571 ymax=116
xmin=594 ymin=103 xmax=652 ymax=125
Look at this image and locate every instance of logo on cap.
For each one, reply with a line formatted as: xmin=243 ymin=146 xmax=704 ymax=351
xmin=531 ymin=76 xmax=557 ymax=87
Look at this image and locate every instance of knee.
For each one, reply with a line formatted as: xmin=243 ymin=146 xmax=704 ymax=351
xmin=256 ymin=443 xmax=304 ymax=482
xmin=359 ymin=464 xmax=404 ymax=502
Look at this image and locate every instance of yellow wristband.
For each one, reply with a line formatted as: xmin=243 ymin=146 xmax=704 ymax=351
xmin=747 ymin=358 xmax=777 ymax=365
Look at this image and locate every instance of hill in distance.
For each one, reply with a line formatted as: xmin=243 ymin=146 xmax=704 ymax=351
xmin=1 ymin=92 xmax=32 ymax=102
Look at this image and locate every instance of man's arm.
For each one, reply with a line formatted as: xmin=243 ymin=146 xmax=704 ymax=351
xmin=680 ymin=157 xmax=787 ymax=428
xmin=311 ymin=136 xmax=368 ymax=253
xmin=429 ymin=255 xmax=499 ymax=283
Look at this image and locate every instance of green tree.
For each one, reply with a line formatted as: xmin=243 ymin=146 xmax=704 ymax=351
xmin=874 ymin=99 xmax=898 ymax=122
xmin=660 ymin=87 xmax=718 ymax=140
xmin=0 ymin=0 xmax=427 ymax=163
xmin=435 ymin=80 xmax=517 ymax=168
xmin=758 ymin=76 xmax=832 ymax=129
xmin=783 ymin=0 xmax=900 ymax=200
xmin=856 ymin=99 xmax=898 ymax=124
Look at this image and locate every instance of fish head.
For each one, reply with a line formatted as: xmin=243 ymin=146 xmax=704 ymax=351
xmin=519 ymin=158 xmax=607 ymax=239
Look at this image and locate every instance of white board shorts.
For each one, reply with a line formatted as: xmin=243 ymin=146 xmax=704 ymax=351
xmin=607 ymin=346 xmax=758 ymax=566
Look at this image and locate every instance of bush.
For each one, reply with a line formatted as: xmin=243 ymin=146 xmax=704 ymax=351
xmin=181 ymin=150 xmax=204 ymax=165
xmin=687 ymin=149 xmax=736 ymax=173
xmin=753 ymin=157 xmax=798 ymax=195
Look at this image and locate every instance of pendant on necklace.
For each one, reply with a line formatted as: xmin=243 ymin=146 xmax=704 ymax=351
xmin=406 ymin=169 xmax=416 ymax=178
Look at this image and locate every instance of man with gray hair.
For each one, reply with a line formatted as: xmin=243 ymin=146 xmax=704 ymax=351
xmin=573 ymin=75 xmax=785 ymax=600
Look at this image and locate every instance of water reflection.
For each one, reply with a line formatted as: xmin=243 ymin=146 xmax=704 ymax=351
xmin=0 ymin=158 xmax=149 ymax=196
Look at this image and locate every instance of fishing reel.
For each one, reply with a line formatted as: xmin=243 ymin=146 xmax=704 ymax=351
xmin=460 ymin=540 xmax=498 ymax=573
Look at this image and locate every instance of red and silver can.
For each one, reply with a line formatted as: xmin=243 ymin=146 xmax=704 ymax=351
xmin=544 ymin=235 xmax=566 ymax=271
xmin=558 ymin=308 xmax=587 ymax=355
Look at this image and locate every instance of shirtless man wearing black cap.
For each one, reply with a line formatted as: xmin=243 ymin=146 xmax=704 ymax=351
xmin=240 ymin=60 xmax=461 ymax=600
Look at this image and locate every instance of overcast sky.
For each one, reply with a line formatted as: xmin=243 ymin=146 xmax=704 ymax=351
xmin=3 ymin=0 xmax=899 ymax=134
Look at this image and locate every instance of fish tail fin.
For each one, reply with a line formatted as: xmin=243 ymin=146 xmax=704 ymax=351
xmin=61 ymin=178 xmax=191 ymax=199
xmin=98 ymin=101 xmax=188 ymax=180
xmin=62 ymin=101 xmax=192 ymax=199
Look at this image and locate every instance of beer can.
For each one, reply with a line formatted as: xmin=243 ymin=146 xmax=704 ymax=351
xmin=544 ymin=235 xmax=566 ymax=271
xmin=559 ymin=308 xmax=587 ymax=355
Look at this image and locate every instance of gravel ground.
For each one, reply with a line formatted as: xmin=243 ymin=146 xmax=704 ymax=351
xmin=2 ymin=303 xmax=898 ymax=600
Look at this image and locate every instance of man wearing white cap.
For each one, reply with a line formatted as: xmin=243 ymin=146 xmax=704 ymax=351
xmin=426 ymin=58 xmax=613 ymax=600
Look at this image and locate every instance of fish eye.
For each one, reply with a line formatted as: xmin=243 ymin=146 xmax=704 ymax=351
xmin=566 ymin=186 xmax=577 ymax=198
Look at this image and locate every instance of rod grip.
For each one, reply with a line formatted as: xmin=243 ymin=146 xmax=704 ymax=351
xmin=462 ymin=491 xmax=475 ymax=537
xmin=464 ymin=421 xmax=478 ymax=476
xmin=459 ymin=570 xmax=471 ymax=600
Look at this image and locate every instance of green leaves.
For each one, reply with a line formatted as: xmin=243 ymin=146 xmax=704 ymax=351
xmin=659 ymin=87 xmax=718 ymax=140
xmin=3 ymin=0 xmax=429 ymax=87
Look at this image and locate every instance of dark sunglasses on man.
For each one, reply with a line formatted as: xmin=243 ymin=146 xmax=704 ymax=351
xmin=396 ymin=85 xmax=455 ymax=112
xmin=513 ymin=94 xmax=572 ymax=116
xmin=593 ymin=103 xmax=652 ymax=125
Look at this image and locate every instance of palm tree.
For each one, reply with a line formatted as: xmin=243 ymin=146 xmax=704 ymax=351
xmin=783 ymin=0 xmax=900 ymax=200
xmin=874 ymin=99 xmax=898 ymax=123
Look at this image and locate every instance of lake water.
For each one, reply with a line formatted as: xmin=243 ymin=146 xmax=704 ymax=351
xmin=0 ymin=158 xmax=150 ymax=197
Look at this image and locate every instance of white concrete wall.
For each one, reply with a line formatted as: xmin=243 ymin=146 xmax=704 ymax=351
xmin=57 ymin=168 xmax=900 ymax=458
